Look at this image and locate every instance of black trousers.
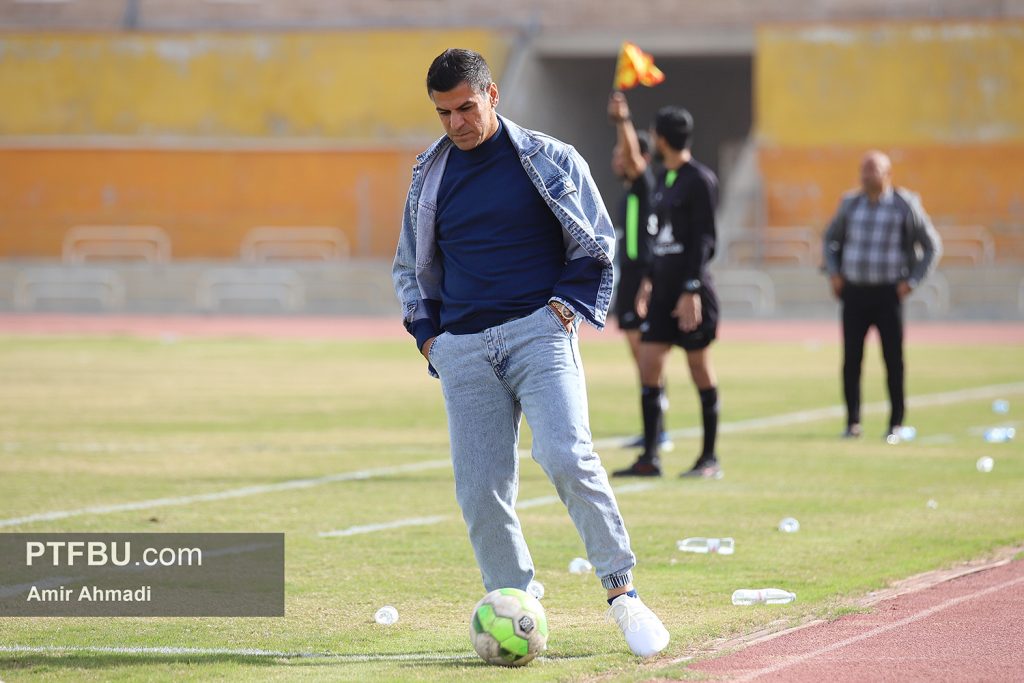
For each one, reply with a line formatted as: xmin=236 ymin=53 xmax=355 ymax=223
xmin=841 ymin=283 xmax=904 ymax=430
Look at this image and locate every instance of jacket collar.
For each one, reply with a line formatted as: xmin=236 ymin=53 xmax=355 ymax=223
xmin=416 ymin=115 xmax=540 ymax=164
xmin=500 ymin=115 xmax=542 ymax=157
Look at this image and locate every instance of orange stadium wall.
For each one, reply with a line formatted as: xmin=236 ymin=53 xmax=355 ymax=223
xmin=755 ymin=21 xmax=1024 ymax=237
xmin=0 ymin=30 xmax=511 ymax=260
xmin=0 ymin=147 xmax=412 ymax=259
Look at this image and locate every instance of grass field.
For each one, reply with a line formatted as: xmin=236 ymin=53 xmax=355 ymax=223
xmin=0 ymin=331 xmax=1022 ymax=682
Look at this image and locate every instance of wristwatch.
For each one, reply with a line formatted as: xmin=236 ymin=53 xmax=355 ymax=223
xmin=550 ymin=301 xmax=576 ymax=323
xmin=684 ymin=279 xmax=702 ymax=293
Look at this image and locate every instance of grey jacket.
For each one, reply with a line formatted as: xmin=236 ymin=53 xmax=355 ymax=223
xmin=823 ymin=187 xmax=943 ymax=287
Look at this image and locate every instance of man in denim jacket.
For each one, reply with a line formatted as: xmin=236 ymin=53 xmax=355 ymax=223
xmin=393 ymin=49 xmax=668 ymax=657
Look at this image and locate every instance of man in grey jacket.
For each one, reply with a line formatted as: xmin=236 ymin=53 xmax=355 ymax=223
xmin=823 ymin=151 xmax=942 ymax=439
xmin=392 ymin=48 xmax=668 ymax=657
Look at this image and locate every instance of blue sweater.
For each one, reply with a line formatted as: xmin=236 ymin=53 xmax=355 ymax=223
xmin=404 ymin=119 xmax=609 ymax=353
xmin=417 ymin=122 xmax=565 ymax=344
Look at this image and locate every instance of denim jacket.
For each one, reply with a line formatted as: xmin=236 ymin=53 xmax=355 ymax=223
xmin=393 ymin=115 xmax=616 ymax=349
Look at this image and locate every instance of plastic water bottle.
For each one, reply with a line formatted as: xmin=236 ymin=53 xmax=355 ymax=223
xmin=568 ymin=557 xmax=593 ymax=575
xmin=886 ymin=426 xmax=916 ymax=445
xmin=374 ymin=606 xmax=399 ymax=625
xmin=731 ymin=588 xmax=796 ymax=605
xmin=676 ymin=537 xmax=734 ymax=555
xmin=983 ymin=427 xmax=1016 ymax=443
xmin=778 ymin=517 xmax=800 ymax=533
xmin=976 ymin=456 xmax=994 ymax=473
xmin=527 ymin=580 xmax=545 ymax=600
xmin=992 ymin=399 xmax=1010 ymax=414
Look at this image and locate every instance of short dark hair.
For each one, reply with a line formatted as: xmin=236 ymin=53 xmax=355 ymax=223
xmin=426 ymin=48 xmax=492 ymax=95
xmin=636 ymin=130 xmax=651 ymax=156
xmin=654 ymin=106 xmax=694 ymax=151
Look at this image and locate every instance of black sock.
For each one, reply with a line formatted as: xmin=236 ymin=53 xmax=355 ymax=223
xmin=607 ymin=588 xmax=639 ymax=605
xmin=698 ymin=386 xmax=719 ymax=461
xmin=641 ymin=385 xmax=663 ymax=459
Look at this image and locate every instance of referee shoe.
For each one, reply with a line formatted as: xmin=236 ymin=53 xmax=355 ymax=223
xmin=612 ymin=456 xmax=662 ymax=477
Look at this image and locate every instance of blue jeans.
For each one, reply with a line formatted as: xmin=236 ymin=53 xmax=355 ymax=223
xmin=428 ymin=305 xmax=636 ymax=591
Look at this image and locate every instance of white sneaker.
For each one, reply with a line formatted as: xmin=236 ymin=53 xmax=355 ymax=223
xmin=606 ymin=594 xmax=670 ymax=657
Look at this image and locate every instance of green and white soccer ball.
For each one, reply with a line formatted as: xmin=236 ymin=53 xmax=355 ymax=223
xmin=470 ymin=587 xmax=549 ymax=666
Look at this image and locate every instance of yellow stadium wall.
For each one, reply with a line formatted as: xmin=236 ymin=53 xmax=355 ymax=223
xmin=0 ymin=30 xmax=510 ymax=260
xmin=0 ymin=147 xmax=414 ymax=259
xmin=756 ymin=21 xmax=1024 ymax=232
xmin=0 ymin=30 xmax=510 ymax=138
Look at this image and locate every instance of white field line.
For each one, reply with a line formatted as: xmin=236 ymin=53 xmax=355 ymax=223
xmin=319 ymin=515 xmax=451 ymax=538
xmin=603 ymin=381 xmax=1024 ymax=446
xmin=2 ymin=381 xmax=1021 ymax=531
xmin=728 ymin=573 xmax=1024 ymax=683
xmin=318 ymin=482 xmax=657 ymax=538
xmin=0 ymin=459 xmax=449 ymax=529
xmin=0 ymin=644 xmax=479 ymax=661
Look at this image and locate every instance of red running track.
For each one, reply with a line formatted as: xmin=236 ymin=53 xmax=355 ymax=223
xmin=1 ymin=314 xmax=1023 ymax=345
xmin=685 ymin=557 xmax=1024 ymax=682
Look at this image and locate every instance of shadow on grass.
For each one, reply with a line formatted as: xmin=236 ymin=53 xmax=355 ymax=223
xmin=0 ymin=649 xmax=597 ymax=674
xmin=0 ymin=653 xmax=284 ymax=671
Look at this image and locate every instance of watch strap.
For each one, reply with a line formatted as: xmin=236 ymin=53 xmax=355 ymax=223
xmin=550 ymin=301 xmax=575 ymax=321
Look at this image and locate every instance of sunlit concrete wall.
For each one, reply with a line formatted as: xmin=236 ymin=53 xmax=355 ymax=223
xmin=756 ymin=21 xmax=1024 ymax=231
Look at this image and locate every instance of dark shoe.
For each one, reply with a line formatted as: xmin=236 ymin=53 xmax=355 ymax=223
xmin=623 ymin=432 xmax=674 ymax=451
xmin=612 ymin=457 xmax=662 ymax=477
xmin=680 ymin=457 xmax=722 ymax=480
xmin=842 ymin=424 xmax=862 ymax=439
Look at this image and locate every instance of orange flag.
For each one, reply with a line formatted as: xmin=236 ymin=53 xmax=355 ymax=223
xmin=614 ymin=41 xmax=665 ymax=90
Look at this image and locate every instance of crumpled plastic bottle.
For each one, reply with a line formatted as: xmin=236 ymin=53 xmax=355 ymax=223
xmin=568 ymin=557 xmax=593 ymax=574
xmin=374 ymin=605 xmax=399 ymax=625
xmin=676 ymin=537 xmax=734 ymax=554
xmin=731 ymin=588 xmax=796 ymax=605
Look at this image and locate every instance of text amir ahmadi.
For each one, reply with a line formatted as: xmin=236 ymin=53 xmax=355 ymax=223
xmin=26 ymin=585 xmax=152 ymax=602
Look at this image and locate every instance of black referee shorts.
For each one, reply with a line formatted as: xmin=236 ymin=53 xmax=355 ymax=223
xmin=640 ymin=279 xmax=719 ymax=350
xmin=614 ymin=267 xmax=647 ymax=331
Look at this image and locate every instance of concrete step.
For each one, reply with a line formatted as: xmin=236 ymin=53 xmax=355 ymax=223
xmin=0 ymin=261 xmax=1020 ymax=320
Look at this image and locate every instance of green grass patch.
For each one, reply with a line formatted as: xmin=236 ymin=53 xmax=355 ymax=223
xmin=0 ymin=334 xmax=1021 ymax=681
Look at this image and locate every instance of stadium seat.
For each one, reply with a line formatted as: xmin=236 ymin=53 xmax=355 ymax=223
xmin=935 ymin=226 xmax=996 ymax=266
xmin=195 ymin=266 xmax=305 ymax=312
xmin=240 ymin=227 xmax=350 ymax=263
xmin=725 ymin=227 xmax=820 ymax=266
xmin=905 ymin=271 xmax=950 ymax=318
xmin=14 ymin=266 xmax=125 ymax=312
xmin=62 ymin=226 xmax=172 ymax=264
xmin=710 ymin=269 xmax=776 ymax=316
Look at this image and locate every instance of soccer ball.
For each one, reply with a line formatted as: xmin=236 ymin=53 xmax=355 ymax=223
xmin=469 ymin=587 xmax=549 ymax=666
